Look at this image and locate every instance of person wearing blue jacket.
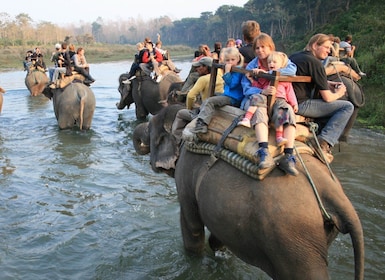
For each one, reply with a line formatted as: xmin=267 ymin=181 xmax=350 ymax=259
xmin=190 ymin=47 xmax=245 ymax=134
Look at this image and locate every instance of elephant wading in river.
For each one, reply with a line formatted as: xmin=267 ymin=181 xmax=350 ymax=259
xmin=132 ymin=104 xmax=364 ymax=280
xmin=43 ymin=83 xmax=95 ymax=130
xmin=116 ymin=71 xmax=183 ymax=121
xmin=25 ymin=69 xmax=49 ymax=96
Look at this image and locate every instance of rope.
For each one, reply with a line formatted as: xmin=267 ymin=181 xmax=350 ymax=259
xmin=294 ymin=145 xmax=333 ymax=222
xmin=213 ymin=115 xmax=243 ymax=156
xmin=307 ymin=123 xmax=337 ymax=181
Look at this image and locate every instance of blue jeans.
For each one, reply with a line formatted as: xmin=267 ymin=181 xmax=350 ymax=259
xmin=297 ymin=99 xmax=354 ymax=146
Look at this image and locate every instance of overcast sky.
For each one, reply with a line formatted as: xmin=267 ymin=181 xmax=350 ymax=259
xmin=3 ymin=0 xmax=249 ymax=25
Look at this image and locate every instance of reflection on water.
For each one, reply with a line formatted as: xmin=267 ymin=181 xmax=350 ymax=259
xmin=0 ymin=60 xmax=384 ymax=279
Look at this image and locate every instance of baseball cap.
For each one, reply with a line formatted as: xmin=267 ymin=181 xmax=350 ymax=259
xmin=192 ymin=56 xmax=213 ymax=67
xmin=55 ymin=43 xmax=61 ymax=50
xmin=236 ymin=39 xmax=242 ymax=45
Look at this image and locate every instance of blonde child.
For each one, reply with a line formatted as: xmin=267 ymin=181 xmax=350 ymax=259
xmin=191 ymin=47 xmax=245 ymax=133
xmin=239 ymin=51 xmax=299 ymax=175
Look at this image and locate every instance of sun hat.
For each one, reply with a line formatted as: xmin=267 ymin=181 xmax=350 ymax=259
xmin=192 ymin=56 xmax=213 ymax=67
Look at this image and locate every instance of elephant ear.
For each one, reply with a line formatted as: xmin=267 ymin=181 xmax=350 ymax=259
xmin=42 ymin=86 xmax=53 ymax=100
xmin=148 ymin=105 xmax=183 ymax=174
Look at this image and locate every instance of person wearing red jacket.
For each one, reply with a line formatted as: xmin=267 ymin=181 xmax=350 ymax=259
xmin=139 ymin=41 xmax=164 ymax=82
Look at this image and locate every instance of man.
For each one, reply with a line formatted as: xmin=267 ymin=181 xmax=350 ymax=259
xmin=171 ymin=56 xmax=223 ymax=143
xmin=289 ymin=33 xmax=354 ymax=163
xmin=239 ymin=20 xmax=261 ymax=65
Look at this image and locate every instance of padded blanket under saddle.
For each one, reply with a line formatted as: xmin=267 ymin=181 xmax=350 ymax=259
xmin=193 ymin=105 xmax=312 ymax=164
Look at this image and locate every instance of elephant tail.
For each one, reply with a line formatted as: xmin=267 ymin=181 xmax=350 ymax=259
xmin=79 ymin=95 xmax=85 ymax=130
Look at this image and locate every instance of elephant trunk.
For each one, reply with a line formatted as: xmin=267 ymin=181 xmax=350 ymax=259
xmin=350 ymin=218 xmax=365 ymax=280
xmin=334 ymin=210 xmax=364 ymax=280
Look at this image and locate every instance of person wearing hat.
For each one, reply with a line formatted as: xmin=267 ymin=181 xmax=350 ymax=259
xmin=171 ymin=56 xmax=224 ymax=144
xmin=48 ymin=43 xmax=62 ymax=81
xmin=186 ymin=57 xmax=224 ymax=110
xmin=235 ymin=39 xmax=243 ymax=48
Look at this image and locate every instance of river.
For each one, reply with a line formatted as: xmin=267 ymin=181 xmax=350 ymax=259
xmin=0 ymin=59 xmax=383 ymax=279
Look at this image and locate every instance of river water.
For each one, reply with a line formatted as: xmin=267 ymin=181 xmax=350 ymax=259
xmin=0 ymin=59 xmax=383 ymax=279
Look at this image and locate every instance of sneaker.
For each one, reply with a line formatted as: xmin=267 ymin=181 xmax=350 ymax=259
xmin=276 ymin=137 xmax=287 ymax=147
xmin=156 ymin=74 xmax=163 ymax=83
xmin=238 ymin=118 xmax=251 ymax=128
xmin=358 ymin=71 xmax=366 ymax=77
xmin=191 ymin=118 xmax=208 ymax=134
xmin=255 ymin=147 xmax=275 ymax=169
xmin=174 ymin=68 xmax=182 ymax=73
xmin=278 ymin=154 xmax=299 ymax=176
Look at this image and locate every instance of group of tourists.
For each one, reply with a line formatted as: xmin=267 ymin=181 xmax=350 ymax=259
xmin=23 ymin=42 xmax=96 ymax=89
xmin=124 ymin=34 xmax=182 ymax=85
xmin=23 ymin=47 xmax=47 ymax=72
xmin=174 ymin=20 xmax=361 ymax=177
xmin=48 ymin=42 xmax=95 ymax=88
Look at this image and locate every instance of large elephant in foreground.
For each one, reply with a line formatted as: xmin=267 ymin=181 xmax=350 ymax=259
xmin=43 ymin=83 xmax=95 ymax=130
xmin=116 ymin=71 xmax=183 ymax=121
xmin=25 ymin=70 xmax=49 ymax=96
xmin=132 ymin=105 xmax=364 ymax=280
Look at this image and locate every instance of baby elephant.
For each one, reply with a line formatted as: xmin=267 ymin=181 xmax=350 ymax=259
xmin=43 ymin=83 xmax=95 ymax=130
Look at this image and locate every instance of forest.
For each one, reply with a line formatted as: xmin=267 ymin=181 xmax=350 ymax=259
xmin=0 ymin=0 xmax=384 ymax=128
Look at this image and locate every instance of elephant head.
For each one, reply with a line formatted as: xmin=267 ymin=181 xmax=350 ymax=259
xmin=25 ymin=70 xmax=49 ymax=96
xmin=117 ymin=71 xmax=183 ymax=121
xmin=43 ymin=83 xmax=95 ymax=130
xmin=132 ymin=105 xmax=364 ymax=280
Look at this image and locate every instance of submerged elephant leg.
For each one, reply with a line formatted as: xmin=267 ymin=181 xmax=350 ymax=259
xmin=179 ymin=207 xmax=205 ymax=254
xmin=339 ymin=107 xmax=359 ymax=142
xmin=208 ymin=233 xmax=225 ymax=252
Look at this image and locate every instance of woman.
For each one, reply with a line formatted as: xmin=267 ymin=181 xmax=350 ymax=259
xmin=73 ymin=47 xmax=95 ymax=84
xmin=240 ymin=33 xmax=297 ymax=170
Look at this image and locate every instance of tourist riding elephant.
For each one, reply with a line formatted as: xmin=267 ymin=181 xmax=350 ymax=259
xmin=42 ymin=83 xmax=95 ymax=130
xmin=132 ymin=105 xmax=364 ymax=280
xmin=116 ymin=71 xmax=183 ymax=121
xmin=25 ymin=70 xmax=49 ymax=96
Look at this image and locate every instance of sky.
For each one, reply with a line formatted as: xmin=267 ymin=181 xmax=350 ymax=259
xmin=2 ymin=0 xmax=249 ymax=25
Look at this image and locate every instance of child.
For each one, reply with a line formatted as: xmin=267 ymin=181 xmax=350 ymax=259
xmin=190 ymin=47 xmax=244 ymax=134
xmin=240 ymin=51 xmax=299 ymax=176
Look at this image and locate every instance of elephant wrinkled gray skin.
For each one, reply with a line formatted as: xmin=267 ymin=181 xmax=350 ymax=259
xmin=25 ymin=70 xmax=49 ymax=96
xmin=116 ymin=72 xmax=183 ymax=121
xmin=133 ymin=105 xmax=364 ymax=280
xmin=43 ymin=83 xmax=95 ymax=130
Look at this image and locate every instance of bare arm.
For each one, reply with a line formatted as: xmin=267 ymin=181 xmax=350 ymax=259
xmin=319 ymin=82 xmax=346 ymax=102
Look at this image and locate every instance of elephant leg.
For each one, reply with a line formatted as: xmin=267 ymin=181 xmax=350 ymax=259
xmin=179 ymin=206 xmax=205 ymax=254
xmin=339 ymin=107 xmax=359 ymax=142
xmin=134 ymin=98 xmax=149 ymax=121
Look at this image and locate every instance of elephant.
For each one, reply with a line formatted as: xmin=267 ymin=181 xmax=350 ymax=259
xmin=25 ymin=69 xmax=50 ymax=96
xmin=132 ymin=104 xmax=364 ymax=280
xmin=116 ymin=71 xmax=183 ymax=121
xmin=42 ymin=82 xmax=95 ymax=130
xmin=0 ymin=86 xmax=5 ymax=113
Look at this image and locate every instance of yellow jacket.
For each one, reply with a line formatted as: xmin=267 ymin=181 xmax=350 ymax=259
xmin=186 ymin=70 xmax=224 ymax=110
